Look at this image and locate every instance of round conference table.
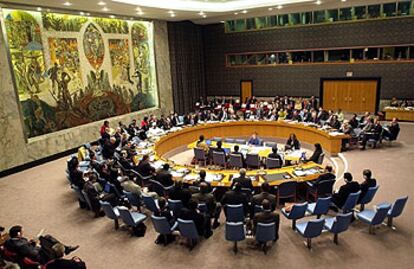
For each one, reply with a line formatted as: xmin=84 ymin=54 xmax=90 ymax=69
xmin=148 ymin=121 xmax=349 ymax=187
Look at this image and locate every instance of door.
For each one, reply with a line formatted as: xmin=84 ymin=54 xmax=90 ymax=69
xmin=240 ymin=80 xmax=253 ymax=102
xmin=322 ymin=81 xmax=339 ymax=111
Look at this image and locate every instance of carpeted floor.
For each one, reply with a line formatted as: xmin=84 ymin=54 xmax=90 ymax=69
xmin=0 ymin=123 xmax=413 ymax=269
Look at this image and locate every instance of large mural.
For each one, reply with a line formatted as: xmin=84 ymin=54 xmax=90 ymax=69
xmin=3 ymin=9 xmax=158 ymax=138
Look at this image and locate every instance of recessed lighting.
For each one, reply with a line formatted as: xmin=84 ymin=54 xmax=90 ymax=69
xmin=86 ymin=13 xmax=91 ymax=16
xmin=220 ymin=21 xmax=225 ymax=23
xmin=102 ymin=7 xmax=109 ymax=12
xmin=170 ymin=13 xmax=176 ymax=17
xmin=63 ymin=1 xmax=72 ymax=6
xmin=80 ymin=11 xmax=85 ymax=15
xmin=198 ymin=11 xmax=204 ymax=15
xmin=137 ymin=11 xmax=144 ymax=15
xmin=109 ymin=15 xmax=115 ymax=18
xmin=168 ymin=10 xmax=175 ymax=14
xmin=97 ymin=1 xmax=106 ymax=6
xmin=268 ymin=7 xmax=273 ymax=11
xmin=277 ymin=5 xmax=283 ymax=9
xmin=316 ymin=0 xmax=322 ymax=5
xmin=36 ymin=7 xmax=42 ymax=11
xmin=234 ymin=12 xmax=238 ymax=15
xmin=202 ymin=14 xmax=207 ymax=18
xmin=241 ymin=10 xmax=247 ymax=14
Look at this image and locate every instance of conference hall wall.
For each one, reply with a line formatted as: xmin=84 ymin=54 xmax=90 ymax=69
xmin=203 ymin=17 xmax=414 ymax=99
xmin=0 ymin=8 xmax=173 ymax=172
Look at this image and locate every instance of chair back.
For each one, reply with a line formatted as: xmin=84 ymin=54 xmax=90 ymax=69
xmin=288 ymin=202 xmax=308 ymax=219
xmin=123 ymin=190 xmax=141 ymax=208
xmin=168 ymin=199 xmax=183 ymax=216
xmin=264 ymin=141 xmax=277 ymax=148
xmin=149 ymin=180 xmax=167 ymax=197
xmin=303 ymin=219 xmax=325 ymax=238
xmin=342 ymin=191 xmax=361 ymax=212
xmin=226 ymin=204 xmax=245 ymax=222
xmin=256 ymin=222 xmax=276 ymax=243
xmin=317 ymin=153 xmax=325 ymax=164
xmin=235 ymin=139 xmax=247 ymax=145
xmin=313 ymin=197 xmax=331 ymax=215
xmin=81 ymin=189 xmax=93 ymax=210
xmin=151 ymin=215 xmax=172 ymax=235
xmin=389 ymin=196 xmax=409 ymax=218
xmin=142 ymin=194 xmax=158 ymax=213
xmin=118 ymin=206 xmax=135 ymax=226
xmin=225 ymin=222 xmax=245 ymax=242
xmin=177 ymin=218 xmax=199 ymax=240
xmin=316 ymin=180 xmax=335 ymax=197
xmin=212 ymin=137 xmax=222 ymax=142
xmin=106 ymin=182 xmax=123 ymax=198
xmin=224 ymin=138 xmax=235 ymax=143
xmin=197 ymin=203 xmax=208 ymax=213
xmin=213 ymin=151 xmax=226 ymax=167
xmin=229 ymin=154 xmax=243 ymax=168
xmin=254 ymin=205 xmax=264 ymax=214
xmin=330 ymin=212 xmax=353 ymax=234
xmin=246 ymin=153 xmax=260 ymax=168
xmin=71 ymin=185 xmax=86 ymax=203
xmin=194 ymin=148 xmax=207 ymax=161
xmin=99 ymin=201 xmax=119 ymax=220
xmin=266 ymin=158 xmax=282 ymax=169
xmin=359 ymin=185 xmax=379 ymax=205
xmin=278 ymin=181 xmax=297 ymax=198
xmin=371 ymin=203 xmax=392 ymax=225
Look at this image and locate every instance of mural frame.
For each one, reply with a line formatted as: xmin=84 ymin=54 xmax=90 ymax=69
xmin=0 ymin=5 xmax=160 ymax=141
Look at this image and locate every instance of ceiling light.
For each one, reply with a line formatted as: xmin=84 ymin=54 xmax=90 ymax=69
xmin=170 ymin=13 xmax=176 ymax=17
xmin=202 ymin=14 xmax=207 ymax=18
xmin=109 ymin=15 xmax=115 ymax=18
xmin=36 ymin=7 xmax=42 ymax=11
xmin=234 ymin=12 xmax=238 ymax=15
xmin=268 ymin=7 xmax=273 ymax=11
xmin=168 ymin=10 xmax=175 ymax=14
xmin=97 ymin=1 xmax=106 ymax=5
xmin=316 ymin=0 xmax=322 ymax=5
xmin=241 ymin=10 xmax=247 ymax=14
xmin=220 ymin=21 xmax=225 ymax=23
xmin=137 ymin=11 xmax=144 ymax=15
xmin=277 ymin=5 xmax=283 ymax=9
xmin=63 ymin=1 xmax=72 ymax=6
xmin=198 ymin=11 xmax=204 ymax=15
xmin=80 ymin=11 xmax=85 ymax=15
xmin=341 ymin=0 xmax=347 ymax=2
xmin=102 ymin=7 xmax=109 ymax=11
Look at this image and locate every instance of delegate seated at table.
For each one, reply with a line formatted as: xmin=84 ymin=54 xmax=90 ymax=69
xmin=248 ymin=132 xmax=261 ymax=146
xmin=285 ymin=133 xmax=300 ymax=150
xmin=196 ymin=135 xmax=209 ymax=152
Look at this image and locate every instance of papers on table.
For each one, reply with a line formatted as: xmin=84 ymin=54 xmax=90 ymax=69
xmin=205 ymin=173 xmax=223 ymax=183
xmin=293 ymin=168 xmax=320 ymax=177
xmin=151 ymin=160 xmax=165 ymax=170
xmin=183 ymin=174 xmax=199 ymax=181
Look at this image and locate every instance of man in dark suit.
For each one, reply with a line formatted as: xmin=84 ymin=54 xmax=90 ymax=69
xmin=253 ymin=199 xmax=280 ymax=241
xmin=192 ymin=182 xmax=221 ymax=229
xmin=230 ymin=145 xmax=245 ymax=167
xmin=252 ymin=182 xmax=276 ymax=211
xmin=169 ymin=180 xmax=192 ymax=207
xmin=331 ymin=172 xmax=360 ymax=209
xmin=231 ymin=168 xmax=254 ymax=191
xmin=154 ymin=164 xmax=174 ymax=188
xmin=221 ymin=183 xmax=249 ymax=216
xmin=44 ymin=243 xmax=86 ymax=269
xmin=359 ymin=169 xmax=377 ymax=202
xmin=101 ymin=137 xmax=117 ymax=159
xmin=267 ymin=146 xmax=283 ymax=167
xmin=136 ymin=155 xmax=155 ymax=177
xmin=179 ymin=200 xmax=207 ymax=237
xmin=311 ymin=165 xmax=336 ymax=185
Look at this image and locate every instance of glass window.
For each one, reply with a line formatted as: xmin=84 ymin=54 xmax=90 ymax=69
xmin=328 ymin=49 xmax=350 ymax=62
xmin=410 ymin=46 xmax=414 ymax=59
xmin=235 ymin=19 xmax=246 ymax=31
xmin=278 ymin=52 xmax=289 ymax=64
xmin=233 ymin=55 xmax=245 ymax=65
xmin=398 ymin=1 xmax=412 ymax=15
xmin=352 ymin=49 xmax=364 ymax=61
xmin=354 ymin=6 xmax=367 ymax=20
xmin=313 ymin=51 xmax=325 ymax=62
xmin=228 ymin=55 xmax=236 ymax=65
xmin=366 ymin=48 xmax=379 ymax=60
xmin=327 ymin=9 xmax=339 ymax=22
xmin=381 ymin=47 xmax=395 ymax=60
xmin=291 ymin=51 xmax=311 ymax=63
xmin=257 ymin=54 xmax=266 ymax=65
xmin=368 ymin=5 xmax=381 ymax=18
xmin=266 ymin=53 xmax=277 ymax=64
xmin=314 ymin=10 xmax=326 ymax=23
xmin=278 ymin=14 xmax=289 ymax=26
xmin=394 ymin=46 xmax=408 ymax=60
xmin=383 ymin=3 xmax=397 ymax=17
xmin=290 ymin=13 xmax=301 ymax=25
xmin=268 ymin=16 xmax=277 ymax=27
xmin=340 ymin=7 xmax=352 ymax=21
xmin=225 ymin=21 xmax=235 ymax=32
xmin=255 ymin=17 xmax=268 ymax=29
xmin=246 ymin=55 xmax=257 ymax=65
xmin=246 ymin=18 xmax=256 ymax=30
xmin=301 ymin=12 xmax=312 ymax=24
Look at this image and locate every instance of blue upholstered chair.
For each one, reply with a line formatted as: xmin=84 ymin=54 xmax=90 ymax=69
xmin=226 ymin=204 xmax=245 ymax=222
xmin=71 ymin=185 xmax=87 ymax=208
xmin=149 ymin=180 xmax=172 ymax=197
xmin=296 ymin=219 xmax=325 ymax=250
xmin=255 ymin=222 xmax=276 ymax=254
xmin=213 ymin=151 xmax=227 ymax=168
xmin=81 ymin=189 xmax=93 ymax=212
xmin=341 ymin=191 xmax=361 ymax=213
xmin=281 ymin=202 xmax=308 ymax=230
xmin=359 ymin=186 xmax=379 ymax=211
xmin=266 ymin=157 xmax=282 ymax=169
xmin=306 ymin=197 xmax=331 ymax=218
xmin=123 ymin=190 xmax=141 ymax=210
xmin=100 ymin=201 xmax=120 ymax=230
xmin=306 ymin=179 xmax=335 ymax=201
xmin=168 ymin=199 xmax=183 ymax=217
xmin=197 ymin=203 xmax=208 ymax=213
xmin=117 ymin=206 xmax=147 ymax=234
xmin=323 ymin=212 xmax=353 ymax=244
xmin=246 ymin=153 xmax=260 ymax=169
xmin=225 ymin=222 xmax=245 ymax=254
xmin=254 ymin=205 xmax=264 ymax=215
xmin=142 ymin=194 xmax=159 ymax=213
xmin=177 ymin=218 xmax=200 ymax=250
xmin=277 ymin=181 xmax=297 ymax=207
xmin=317 ymin=153 xmax=325 ymax=164
xmin=229 ymin=154 xmax=244 ymax=169
xmin=356 ymin=203 xmax=391 ymax=234
xmin=151 ymin=215 xmax=177 ymax=246
xmin=386 ymin=196 xmax=408 ymax=229
xmin=194 ymin=148 xmax=207 ymax=166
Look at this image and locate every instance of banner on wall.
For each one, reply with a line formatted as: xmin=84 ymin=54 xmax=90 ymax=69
xmin=2 ymin=9 xmax=158 ymax=138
